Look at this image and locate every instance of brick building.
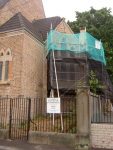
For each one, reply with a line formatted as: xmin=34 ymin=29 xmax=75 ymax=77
xmin=0 ymin=0 xmax=45 ymax=26
xmin=0 ymin=0 xmax=74 ymax=98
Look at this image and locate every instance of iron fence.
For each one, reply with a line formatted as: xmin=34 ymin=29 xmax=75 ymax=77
xmin=0 ymin=96 xmax=77 ymax=141
xmin=30 ymin=96 xmax=77 ymax=134
xmin=9 ymin=98 xmax=31 ymax=141
xmin=0 ymin=97 xmax=9 ymax=129
xmin=91 ymin=92 xmax=113 ymax=123
xmin=0 ymin=97 xmax=31 ymax=141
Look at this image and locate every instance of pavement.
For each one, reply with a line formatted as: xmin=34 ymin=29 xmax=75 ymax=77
xmin=0 ymin=140 xmax=113 ymax=150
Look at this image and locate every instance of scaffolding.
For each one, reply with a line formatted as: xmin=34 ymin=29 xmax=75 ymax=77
xmin=47 ymin=30 xmax=112 ymax=96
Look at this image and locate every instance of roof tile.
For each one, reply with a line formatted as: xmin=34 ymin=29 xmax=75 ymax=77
xmin=0 ymin=12 xmax=43 ymax=43
xmin=0 ymin=13 xmax=63 ymax=42
xmin=32 ymin=16 xmax=63 ymax=41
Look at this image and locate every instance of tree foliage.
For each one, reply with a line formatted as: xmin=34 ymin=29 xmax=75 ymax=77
xmin=68 ymin=7 xmax=113 ymax=78
xmin=89 ymin=70 xmax=106 ymax=94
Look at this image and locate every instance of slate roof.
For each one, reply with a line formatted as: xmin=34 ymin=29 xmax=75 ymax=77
xmin=0 ymin=0 xmax=10 ymax=9
xmin=32 ymin=16 xmax=63 ymax=41
xmin=0 ymin=12 xmax=63 ymax=42
xmin=0 ymin=12 xmax=43 ymax=43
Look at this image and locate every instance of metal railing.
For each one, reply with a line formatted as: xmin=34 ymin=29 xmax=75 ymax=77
xmin=0 ymin=96 xmax=77 ymax=137
xmin=0 ymin=97 xmax=31 ymax=141
xmin=0 ymin=97 xmax=9 ymax=129
xmin=30 ymin=96 xmax=77 ymax=134
xmin=91 ymin=93 xmax=113 ymax=123
xmin=9 ymin=98 xmax=31 ymax=141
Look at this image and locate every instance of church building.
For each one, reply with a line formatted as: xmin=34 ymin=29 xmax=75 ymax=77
xmin=0 ymin=0 xmax=74 ymax=98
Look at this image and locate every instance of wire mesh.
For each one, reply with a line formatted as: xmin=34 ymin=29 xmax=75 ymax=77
xmin=47 ymin=30 xmax=106 ymax=66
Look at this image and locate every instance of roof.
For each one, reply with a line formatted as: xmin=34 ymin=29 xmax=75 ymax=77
xmin=32 ymin=16 xmax=63 ymax=41
xmin=0 ymin=13 xmax=63 ymax=42
xmin=0 ymin=12 xmax=43 ymax=43
xmin=0 ymin=0 xmax=10 ymax=9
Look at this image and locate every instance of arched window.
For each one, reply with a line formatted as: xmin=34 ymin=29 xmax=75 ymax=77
xmin=71 ymin=46 xmax=74 ymax=51
xmin=0 ymin=48 xmax=12 ymax=82
xmin=0 ymin=52 xmax=3 ymax=56
xmin=6 ymin=51 xmax=10 ymax=55
xmin=61 ymin=37 xmax=66 ymax=58
xmin=61 ymin=37 xmax=66 ymax=50
xmin=0 ymin=50 xmax=4 ymax=80
xmin=5 ymin=61 xmax=9 ymax=80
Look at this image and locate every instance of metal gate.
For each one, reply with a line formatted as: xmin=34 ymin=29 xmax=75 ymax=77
xmin=9 ymin=98 xmax=31 ymax=141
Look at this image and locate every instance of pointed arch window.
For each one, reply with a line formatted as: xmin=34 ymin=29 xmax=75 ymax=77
xmin=5 ymin=61 xmax=9 ymax=80
xmin=61 ymin=37 xmax=66 ymax=58
xmin=0 ymin=49 xmax=12 ymax=83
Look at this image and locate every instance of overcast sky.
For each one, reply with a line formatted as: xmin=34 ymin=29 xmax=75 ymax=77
xmin=42 ymin=0 xmax=113 ymax=22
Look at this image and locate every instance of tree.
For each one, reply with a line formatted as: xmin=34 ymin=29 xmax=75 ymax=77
xmin=68 ymin=7 xmax=113 ymax=78
xmin=89 ymin=70 xmax=98 ymax=94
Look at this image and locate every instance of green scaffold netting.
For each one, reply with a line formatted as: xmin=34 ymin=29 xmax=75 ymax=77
xmin=47 ymin=30 xmax=106 ymax=66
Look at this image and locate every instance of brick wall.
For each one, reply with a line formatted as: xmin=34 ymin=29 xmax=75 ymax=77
xmin=0 ymin=30 xmax=47 ymax=98
xmin=42 ymin=46 xmax=47 ymax=98
xmin=0 ymin=33 xmax=24 ymax=97
xmin=91 ymin=124 xmax=113 ymax=149
xmin=0 ymin=0 xmax=45 ymax=26
xmin=21 ymin=32 xmax=45 ymax=98
xmin=55 ymin=19 xmax=73 ymax=34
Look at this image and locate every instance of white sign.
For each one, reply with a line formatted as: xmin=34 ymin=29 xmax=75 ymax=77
xmin=95 ymin=40 xmax=101 ymax=49
xmin=47 ymin=98 xmax=60 ymax=113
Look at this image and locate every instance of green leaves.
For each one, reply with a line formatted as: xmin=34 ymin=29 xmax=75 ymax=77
xmin=89 ymin=70 xmax=106 ymax=94
xmin=68 ymin=7 xmax=113 ymax=78
xmin=77 ymin=81 xmax=86 ymax=86
xmin=89 ymin=70 xmax=98 ymax=94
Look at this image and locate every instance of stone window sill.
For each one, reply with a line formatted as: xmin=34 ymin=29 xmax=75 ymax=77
xmin=0 ymin=80 xmax=10 ymax=85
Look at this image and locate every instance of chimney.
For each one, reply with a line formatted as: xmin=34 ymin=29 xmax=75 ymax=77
xmin=80 ymin=27 xmax=86 ymax=33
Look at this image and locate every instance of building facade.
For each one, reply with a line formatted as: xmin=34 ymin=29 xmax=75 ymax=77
xmin=0 ymin=0 xmax=73 ymax=98
xmin=0 ymin=0 xmax=45 ymax=26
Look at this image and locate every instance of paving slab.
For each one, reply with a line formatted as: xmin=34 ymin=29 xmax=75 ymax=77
xmin=0 ymin=140 xmax=113 ymax=150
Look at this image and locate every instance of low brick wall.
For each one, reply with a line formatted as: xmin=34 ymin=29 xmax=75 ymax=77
xmin=91 ymin=124 xmax=113 ymax=149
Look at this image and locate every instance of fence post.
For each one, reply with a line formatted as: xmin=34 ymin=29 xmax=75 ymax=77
xmin=27 ymin=98 xmax=31 ymax=141
xmin=9 ymin=98 xmax=12 ymax=139
xmin=75 ymin=86 xmax=91 ymax=149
